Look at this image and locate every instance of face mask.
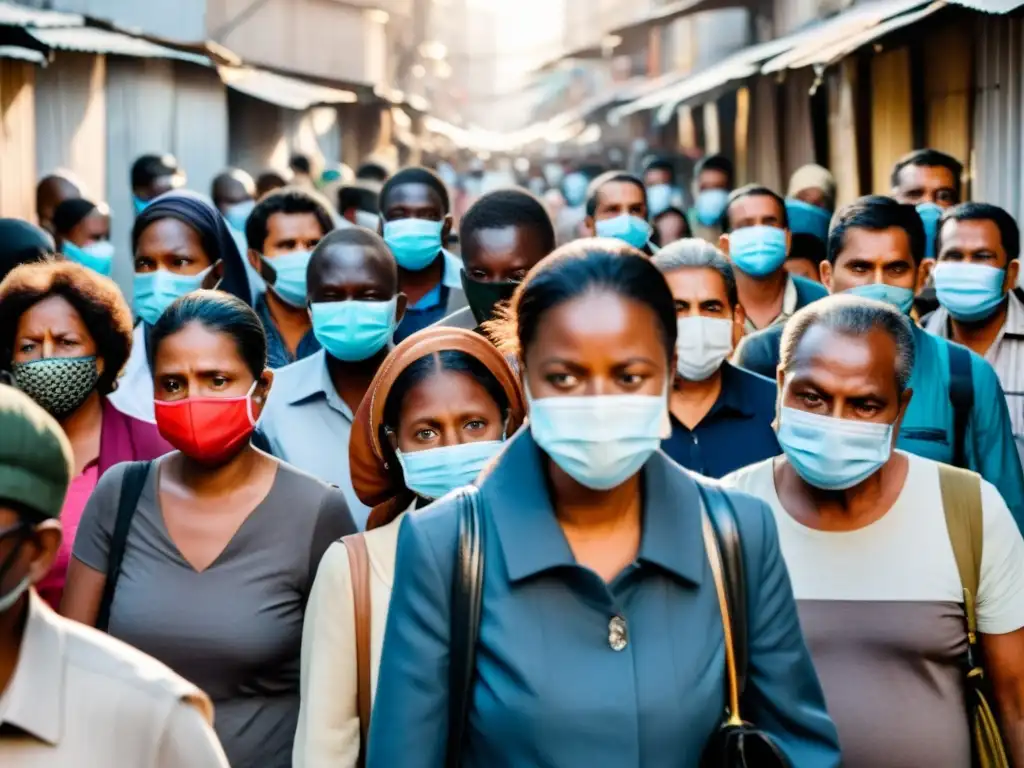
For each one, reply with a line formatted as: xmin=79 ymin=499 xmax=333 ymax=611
xmin=917 ymin=203 xmax=943 ymax=260
xmin=461 ymin=272 xmax=518 ymax=326
xmin=647 ymin=184 xmax=674 ymax=217
xmin=396 ymin=440 xmax=504 ymax=500
xmin=63 ymin=240 xmax=115 ymax=277
xmin=847 ymin=283 xmax=915 ymax=315
xmin=354 ymin=209 xmax=381 ymax=230
xmin=933 ymin=262 xmax=1008 ymax=322
xmin=562 ymin=173 xmax=588 ymax=207
xmin=310 ymin=298 xmax=397 ymax=361
xmin=776 ymin=406 xmax=894 ymax=490
xmin=134 ymin=267 xmax=211 ymax=326
xmin=224 ymin=199 xmax=255 ymax=233
xmin=266 ymin=249 xmax=313 ymax=307
xmin=527 ymin=389 xmax=671 ymax=491
xmin=785 ymin=199 xmax=830 ymax=242
xmin=155 ymin=381 xmax=259 ymax=464
xmin=595 ymin=214 xmax=651 ymax=250
xmin=12 ymin=356 xmax=98 ymax=419
xmin=383 ymin=218 xmax=444 ymax=272
xmin=694 ymin=188 xmax=729 ymax=227
xmin=728 ymin=225 xmax=788 ymax=278
xmin=675 ymin=316 xmax=733 ymax=381
xmin=133 ymin=196 xmax=150 ymax=216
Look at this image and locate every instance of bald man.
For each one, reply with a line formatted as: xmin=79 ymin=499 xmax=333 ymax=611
xmin=257 ymin=228 xmax=405 ymax=529
xmin=36 ymin=173 xmax=81 ymax=235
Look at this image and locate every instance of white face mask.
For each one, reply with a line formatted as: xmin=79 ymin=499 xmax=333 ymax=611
xmin=675 ymin=316 xmax=734 ymax=382
xmin=0 ymin=575 xmax=30 ymax=613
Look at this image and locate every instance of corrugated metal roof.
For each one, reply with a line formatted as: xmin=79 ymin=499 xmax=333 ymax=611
xmin=27 ymin=26 xmax=211 ymax=65
xmin=0 ymin=2 xmax=82 ymax=28
xmin=0 ymin=44 xmax=45 ymax=63
xmin=219 ymin=66 xmax=357 ymax=110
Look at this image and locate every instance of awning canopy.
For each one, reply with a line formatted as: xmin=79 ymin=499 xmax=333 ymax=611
xmin=0 ymin=2 xmax=82 ymax=28
xmin=218 ymin=65 xmax=358 ymax=110
xmin=27 ymin=26 xmax=212 ymax=65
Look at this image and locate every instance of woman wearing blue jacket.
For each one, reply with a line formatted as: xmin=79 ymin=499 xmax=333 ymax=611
xmin=368 ymin=240 xmax=841 ymax=767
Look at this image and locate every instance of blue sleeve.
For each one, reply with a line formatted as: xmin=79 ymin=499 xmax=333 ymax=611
xmin=737 ymin=495 xmax=842 ymax=766
xmin=968 ymin=356 xmax=1024 ymax=531
xmin=734 ymin=329 xmax=782 ymax=380
xmin=367 ymin=511 xmax=453 ymax=768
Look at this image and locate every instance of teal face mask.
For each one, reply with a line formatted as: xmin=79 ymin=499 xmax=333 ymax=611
xmin=595 ymin=214 xmax=651 ymax=250
xmin=133 ymin=196 xmax=150 ymax=216
xmin=383 ymin=219 xmax=443 ymax=272
xmin=785 ymin=199 xmax=831 ymax=242
xmin=63 ymin=241 xmax=114 ymax=277
xmin=396 ymin=440 xmax=504 ymax=500
xmin=694 ymin=189 xmax=729 ymax=227
xmin=728 ymin=225 xmax=788 ymax=278
xmin=133 ymin=268 xmax=210 ymax=325
xmin=266 ymin=250 xmax=313 ymax=308
xmin=933 ymin=262 xmax=1008 ymax=322
xmin=646 ymin=184 xmax=674 ymax=217
xmin=847 ymin=283 xmax=915 ymax=315
xmin=917 ymin=203 xmax=943 ymax=260
xmin=224 ymin=199 xmax=255 ymax=233
xmin=310 ymin=298 xmax=397 ymax=362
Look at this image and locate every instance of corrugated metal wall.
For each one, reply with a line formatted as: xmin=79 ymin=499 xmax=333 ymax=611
xmin=870 ymin=46 xmax=914 ymax=193
xmin=973 ymin=14 xmax=1024 ymax=222
xmin=0 ymin=60 xmax=37 ymax=222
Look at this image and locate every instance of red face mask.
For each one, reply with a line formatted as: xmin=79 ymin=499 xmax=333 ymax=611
xmin=154 ymin=384 xmax=258 ymax=464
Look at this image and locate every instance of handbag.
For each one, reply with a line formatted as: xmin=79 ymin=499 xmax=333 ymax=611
xmin=342 ymin=534 xmax=372 ymax=768
xmin=697 ymin=482 xmax=790 ymax=768
xmin=445 ymin=486 xmax=485 ymax=768
xmin=96 ymin=460 xmax=151 ymax=632
xmin=938 ymin=465 xmax=1011 ymax=768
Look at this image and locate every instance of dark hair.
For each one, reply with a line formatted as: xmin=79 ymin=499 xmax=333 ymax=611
xmin=131 ymin=153 xmax=181 ymax=190
xmin=643 ymin=157 xmax=676 ymax=183
xmin=937 ymin=202 xmax=1020 ymax=263
xmin=338 ymin=183 xmax=380 ymax=215
xmin=652 ymin=238 xmax=738 ymax=307
xmin=491 ymin=241 xmax=677 ymax=363
xmin=255 ymin=171 xmax=289 ymax=198
xmin=0 ymin=260 xmax=132 ymax=396
xmin=585 ymin=171 xmax=647 ymax=218
xmin=380 ymin=166 xmax=451 ymax=215
xmin=148 ymin=291 xmax=267 ymax=378
xmin=694 ymin=154 xmax=734 ymax=187
xmin=356 ymin=162 xmax=390 ymax=183
xmin=460 ymin=189 xmax=555 ymax=262
xmin=245 ymin=187 xmax=335 ymax=252
xmin=828 ymin=195 xmax=926 ymax=265
xmin=382 ymin=350 xmax=511 ymax=435
xmin=891 ymin=149 xmax=963 ymax=200
xmin=788 ymin=233 xmax=827 ymax=267
xmin=52 ymin=198 xmax=101 ymax=236
xmin=289 ymin=153 xmax=312 ymax=175
xmin=723 ymin=184 xmax=789 ymax=232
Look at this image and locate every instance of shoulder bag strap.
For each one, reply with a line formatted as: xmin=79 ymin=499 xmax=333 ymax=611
xmin=939 ymin=464 xmax=984 ymax=641
xmin=446 ymin=486 xmax=484 ymax=768
xmin=701 ymin=506 xmax=744 ymax=726
xmin=342 ymin=534 xmax=372 ymax=768
xmin=948 ymin=343 xmax=975 ymax=469
xmin=96 ymin=460 xmax=151 ymax=632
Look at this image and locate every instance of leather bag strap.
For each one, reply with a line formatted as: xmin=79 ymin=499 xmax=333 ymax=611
xmin=343 ymin=534 xmax=373 ymax=767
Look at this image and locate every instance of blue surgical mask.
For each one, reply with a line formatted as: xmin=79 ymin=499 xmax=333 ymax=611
xmin=311 ymin=298 xmax=397 ymax=361
xmin=933 ymin=262 xmax=1008 ymax=322
xmin=133 ymin=196 xmax=150 ymax=216
xmin=847 ymin=283 xmax=915 ymax=315
xmin=595 ymin=214 xmax=651 ymax=250
xmin=728 ymin=225 xmax=788 ymax=278
xmin=383 ymin=219 xmax=443 ymax=272
xmin=527 ymin=389 xmax=671 ymax=491
xmin=133 ymin=267 xmax=211 ymax=325
xmin=562 ymin=173 xmax=588 ymax=207
xmin=917 ymin=203 xmax=943 ymax=260
xmin=776 ymin=406 xmax=894 ymax=490
xmin=63 ymin=240 xmax=114 ymax=277
xmin=694 ymin=188 xmax=729 ymax=227
xmin=785 ymin=199 xmax=830 ymax=242
xmin=647 ymin=184 xmax=674 ymax=217
xmin=266 ymin=250 xmax=313 ymax=307
xmin=224 ymin=199 xmax=255 ymax=232
xmin=396 ymin=440 xmax=504 ymax=500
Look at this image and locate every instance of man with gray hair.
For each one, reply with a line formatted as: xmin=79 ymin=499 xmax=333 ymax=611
xmin=653 ymin=238 xmax=780 ymax=477
xmin=724 ymin=294 xmax=1024 ymax=768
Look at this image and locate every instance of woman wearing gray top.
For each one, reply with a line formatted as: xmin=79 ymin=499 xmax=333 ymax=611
xmin=62 ymin=291 xmax=356 ymax=768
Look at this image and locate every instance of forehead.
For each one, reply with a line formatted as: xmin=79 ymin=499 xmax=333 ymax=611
xmin=136 ymin=218 xmax=203 ymax=253
xmin=664 ymin=266 xmax=730 ymax=303
xmin=153 ymin=321 xmax=245 ymax=371
xmin=836 ymin=226 xmax=913 ymax=265
xmin=727 ymin=193 xmax=782 ymax=223
xmin=465 ymin=225 xmax=547 ymax=266
xmin=81 ymin=211 xmax=109 ymax=231
xmin=266 ymin=211 xmax=325 ymax=237
xmin=896 ymin=163 xmax=956 ymax=189
xmin=697 ymin=168 xmax=729 ymax=189
xmin=939 ymin=218 xmax=1005 ymax=252
xmin=17 ymin=294 xmax=85 ymax=331
xmin=789 ymin=324 xmax=900 ymax=392
xmin=400 ymin=368 xmax=496 ymax=413
xmin=596 ymin=180 xmax=645 ymax=207
xmin=384 ymin=182 xmax=444 ymax=211
xmin=312 ymin=243 xmax=396 ymax=287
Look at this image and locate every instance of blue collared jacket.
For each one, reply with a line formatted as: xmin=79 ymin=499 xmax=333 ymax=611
xmin=368 ymin=429 xmax=841 ymax=768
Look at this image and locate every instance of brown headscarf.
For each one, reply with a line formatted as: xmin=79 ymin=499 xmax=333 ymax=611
xmin=349 ymin=327 xmax=527 ymax=530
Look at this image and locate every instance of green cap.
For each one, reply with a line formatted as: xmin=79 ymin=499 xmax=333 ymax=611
xmin=0 ymin=384 xmax=73 ymax=519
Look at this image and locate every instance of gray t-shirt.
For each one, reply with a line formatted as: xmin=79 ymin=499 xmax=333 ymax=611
xmin=73 ymin=459 xmax=356 ymax=768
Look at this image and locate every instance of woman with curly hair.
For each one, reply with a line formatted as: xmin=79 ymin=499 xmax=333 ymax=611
xmin=0 ymin=259 xmax=170 ymax=607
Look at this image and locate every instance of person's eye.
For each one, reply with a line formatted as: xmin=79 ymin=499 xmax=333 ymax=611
xmin=619 ymin=372 xmax=645 ymax=387
xmin=799 ymin=392 xmax=823 ymax=406
xmin=415 ymin=428 xmax=437 ymax=441
xmin=938 ymin=191 xmax=957 ymax=204
xmin=173 ymin=257 xmax=193 ymax=268
xmin=465 ymin=419 xmax=486 ymax=431
xmin=134 ymin=257 xmax=154 ymax=271
xmin=510 ymin=271 xmax=527 ymax=281
xmin=856 ymin=403 xmax=881 ymax=417
xmin=469 ymin=269 xmax=487 ymax=280
xmin=211 ymin=376 xmax=229 ymax=388
xmin=888 ymin=263 xmax=909 ymax=274
xmin=162 ymin=380 xmax=181 ymax=393
xmin=60 ymin=338 xmax=79 ymax=347
xmin=546 ymin=372 xmax=577 ymax=388
xmin=18 ymin=342 xmax=35 ymax=353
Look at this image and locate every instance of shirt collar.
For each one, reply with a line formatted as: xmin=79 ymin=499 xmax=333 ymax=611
xmin=0 ymin=591 xmax=65 ymax=744
xmin=744 ymin=275 xmax=798 ymax=333
xmin=923 ymin=290 xmax=1024 ymax=343
xmin=481 ymin=429 xmax=706 ymax=586
xmin=283 ymin=350 xmax=354 ymax=418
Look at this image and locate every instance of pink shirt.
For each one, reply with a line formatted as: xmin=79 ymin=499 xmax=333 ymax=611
xmin=38 ymin=462 xmax=99 ymax=610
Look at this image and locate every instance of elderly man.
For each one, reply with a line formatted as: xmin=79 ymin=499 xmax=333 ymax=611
xmin=0 ymin=385 xmax=228 ymax=766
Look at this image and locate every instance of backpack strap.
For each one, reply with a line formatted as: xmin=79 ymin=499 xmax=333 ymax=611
xmin=947 ymin=343 xmax=975 ymax=469
xmin=938 ymin=464 xmax=983 ymax=640
xmin=342 ymin=534 xmax=372 ymax=768
xmin=96 ymin=460 xmax=151 ymax=632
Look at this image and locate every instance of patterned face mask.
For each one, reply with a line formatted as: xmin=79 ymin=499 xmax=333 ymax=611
xmin=12 ymin=356 xmax=99 ymax=419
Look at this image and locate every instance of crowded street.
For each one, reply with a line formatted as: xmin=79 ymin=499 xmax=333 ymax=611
xmin=1 ymin=0 xmax=1024 ymax=766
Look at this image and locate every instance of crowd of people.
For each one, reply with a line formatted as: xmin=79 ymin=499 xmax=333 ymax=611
xmin=0 ymin=144 xmax=1023 ymax=768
